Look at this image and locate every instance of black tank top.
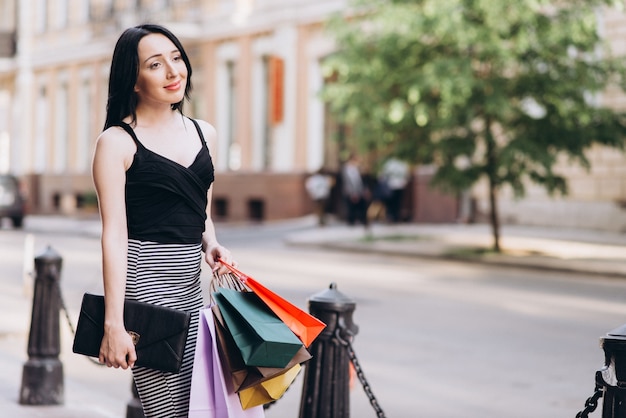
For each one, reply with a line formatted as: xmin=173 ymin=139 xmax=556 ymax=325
xmin=118 ymin=118 xmax=215 ymax=244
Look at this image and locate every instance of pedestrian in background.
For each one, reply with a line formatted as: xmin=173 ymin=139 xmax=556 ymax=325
xmin=368 ymin=172 xmax=391 ymax=223
xmin=341 ymin=153 xmax=369 ymax=227
xmin=305 ymin=167 xmax=334 ymax=226
xmin=92 ymin=24 xmax=236 ymax=418
xmin=380 ymin=157 xmax=410 ymax=223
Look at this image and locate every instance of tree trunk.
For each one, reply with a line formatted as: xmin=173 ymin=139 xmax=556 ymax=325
xmin=485 ymin=117 xmax=501 ymax=252
xmin=488 ymin=176 xmax=500 ymax=252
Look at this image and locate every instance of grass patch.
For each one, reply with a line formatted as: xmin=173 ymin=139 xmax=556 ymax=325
xmin=445 ymin=246 xmax=496 ymax=258
xmin=446 ymin=246 xmax=548 ymax=258
xmin=359 ymin=234 xmax=423 ymax=243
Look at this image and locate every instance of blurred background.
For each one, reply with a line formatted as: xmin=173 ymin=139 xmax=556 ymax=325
xmin=1 ymin=0 xmax=626 ymax=232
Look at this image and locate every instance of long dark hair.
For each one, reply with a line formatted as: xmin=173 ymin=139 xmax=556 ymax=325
xmin=103 ymin=24 xmax=193 ymax=130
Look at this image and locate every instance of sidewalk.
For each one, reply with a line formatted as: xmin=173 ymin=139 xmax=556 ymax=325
xmin=283 ymin=220 xmax=626 ymax=279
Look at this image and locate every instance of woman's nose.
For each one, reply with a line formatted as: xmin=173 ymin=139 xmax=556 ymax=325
xmin=166 ymin=60 xmax=179 ymax=77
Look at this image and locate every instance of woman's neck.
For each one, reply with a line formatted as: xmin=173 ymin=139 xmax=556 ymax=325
xmin=133 ymin=106 xmax=183 ymax=130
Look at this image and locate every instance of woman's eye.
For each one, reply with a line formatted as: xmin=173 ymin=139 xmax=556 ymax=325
xmin=149 ymin=62 xmax=161 ymax=69
xmin=172 ymin=55 xmax=182 ymax=62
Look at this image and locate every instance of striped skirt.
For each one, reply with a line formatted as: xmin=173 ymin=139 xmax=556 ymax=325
xmin=126 ymin=239 xmax=204 ymax=418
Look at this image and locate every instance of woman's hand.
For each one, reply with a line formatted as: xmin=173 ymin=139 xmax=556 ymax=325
xmin=204 ymin=243 xmax=236 ymax=275
xmin=99 ymin=324 xmax=137 ymax=369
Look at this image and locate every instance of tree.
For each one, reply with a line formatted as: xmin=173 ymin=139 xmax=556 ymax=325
xmin=322 ymin=0 xmax=626 ymax=251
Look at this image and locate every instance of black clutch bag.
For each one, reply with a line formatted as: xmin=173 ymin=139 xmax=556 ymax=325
xmin=72 ymin=293 xmax=192 ymax=373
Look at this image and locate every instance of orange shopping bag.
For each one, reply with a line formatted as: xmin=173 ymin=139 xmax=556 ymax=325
xmin=218 ymin=259 xmax=326 ymax=347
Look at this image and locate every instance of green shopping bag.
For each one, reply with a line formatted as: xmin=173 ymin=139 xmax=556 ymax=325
xmin=213 ymin=287 xmax=303 ymax=368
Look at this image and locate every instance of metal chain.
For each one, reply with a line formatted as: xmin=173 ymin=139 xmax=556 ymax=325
xmin=335 ymin=329 xmax=387 ymax=418
xmin=575 ymin=383 xmax=603 ymax=418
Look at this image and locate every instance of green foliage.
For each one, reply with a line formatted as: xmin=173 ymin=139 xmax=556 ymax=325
xmin=322 ymin=0 xmax=626 ymax=250
xmin=322 ymin=0 xmax=626 ymax=198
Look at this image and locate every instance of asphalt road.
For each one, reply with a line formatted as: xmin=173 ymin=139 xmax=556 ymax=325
xmin=0 ymin=221 xmax=624 ymax=417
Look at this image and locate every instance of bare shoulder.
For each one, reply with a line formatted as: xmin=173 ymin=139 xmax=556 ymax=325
xmin=97 ymin=126 xmax=134 ymax=147
xmin=193 ymin=119 xmax=217 ymax=144
xmin=94 ymin=126 xmax=136 ymax=167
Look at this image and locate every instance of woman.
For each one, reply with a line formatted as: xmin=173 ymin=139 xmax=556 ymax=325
xmin=92 ymin=24 xmax=234 ymax=417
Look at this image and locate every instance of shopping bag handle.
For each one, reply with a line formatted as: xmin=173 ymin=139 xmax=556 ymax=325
xmin=218 ymin=258 xmax=251 ymax=284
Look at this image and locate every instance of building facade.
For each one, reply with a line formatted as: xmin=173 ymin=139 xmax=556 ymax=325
xmin=2 ymin=1 xmax=626 ymax=229
xmin=0 ymin=0 xmax=346 ymax=221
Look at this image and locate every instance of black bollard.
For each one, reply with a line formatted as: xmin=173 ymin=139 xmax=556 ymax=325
xmin=597 ymin=324 xmax=626 ymax=417
xmin=19 ymin=246 xmax=64 ymax=405
xmin=299 ymin=283 xmax=359 ymax=418
xmin=126 ymin=380 xmax=145 ymax=418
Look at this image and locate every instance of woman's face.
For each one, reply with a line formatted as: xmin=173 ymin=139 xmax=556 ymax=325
xmin=134 ymin=33 xmax=188 ymax=107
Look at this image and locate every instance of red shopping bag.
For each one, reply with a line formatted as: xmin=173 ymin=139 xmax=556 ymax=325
xmin=188 ymin=306 xmax=265 ymax=418
xmin=218 ymin=260 xmax=326 ymax=347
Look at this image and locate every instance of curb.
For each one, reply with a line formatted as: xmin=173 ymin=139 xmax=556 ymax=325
xmin=285 ymin=238 xmax=626 ymax=280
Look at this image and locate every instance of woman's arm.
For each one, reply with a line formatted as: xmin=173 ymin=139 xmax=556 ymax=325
xmin=202 ymin=186 xmax=233 ymax=270
xmin=92 ymin=127 xmax=137 ymax=369
xmin=197 ymin=120 xmax=235 ymax=273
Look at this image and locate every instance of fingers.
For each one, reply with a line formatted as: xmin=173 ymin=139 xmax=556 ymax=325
xmin=127 ymin=350 xmax=137 ymax=369
xmin=213 ymin=260 xmax=236 ymax=275
xmin=100 ymin=351 xmax=135 ymax=369
xmin=218 ymin=255 xmax=237 ymax=268
xmin=99 ymin=350 xmax=116 ymax=367
xmin=207 ymin=246 xmax=237 ymax=274
xmin=217 ymin=256 xmax=237 ymax=275
xmin=99 ymin=337 xmax=137 ymax=370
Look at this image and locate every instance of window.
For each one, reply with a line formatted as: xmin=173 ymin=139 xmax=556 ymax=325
xmin=35 ymin=0 xmax=48 ymax=33
xmin=34 ymin=85 xmax=48 ymax=173
xmin=248 ymin=198 xmax=264 ymax=221
xmin=0 ymin=0 xmax=16 ymax=31
xmin=226 ymin=60 xmax=240 ymax=171
xmin=260 ymin=56 xmax=271 ymax=169
xmin=54 ymin=0 xmax=68 ymax=29
xmin=53 ymin=81 xmax=68 ymax=173
xmin=76 ymin=77 xmax=93 ymax=173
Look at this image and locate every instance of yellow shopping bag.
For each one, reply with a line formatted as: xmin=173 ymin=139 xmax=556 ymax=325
xmin=238 ymin=363 xmax=302 ymax=410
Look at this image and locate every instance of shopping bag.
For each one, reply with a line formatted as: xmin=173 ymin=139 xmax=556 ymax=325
xmin=188 ymin=307 xmax=264 ymax=418
xmin=213 ymin=287 xmax=303 ymax=368
xmin=212 ymin=304 xmax=311 ymax=392
xmin=238 ymin=363 xmax=302 ymax=410
xmin=218 ymin=260 xmax=326 ymax=347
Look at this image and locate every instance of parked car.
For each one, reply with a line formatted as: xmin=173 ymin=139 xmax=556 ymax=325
xmin=0 ymin=174 xmax=26 ymax=228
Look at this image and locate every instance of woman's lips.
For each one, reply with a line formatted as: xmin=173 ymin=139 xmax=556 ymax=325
xmin=165 ymin=81 xmax=181 ymax=90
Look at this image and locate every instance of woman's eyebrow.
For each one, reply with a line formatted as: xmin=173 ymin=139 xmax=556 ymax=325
xmin=143 ymin=49 xmax=180 ymax=63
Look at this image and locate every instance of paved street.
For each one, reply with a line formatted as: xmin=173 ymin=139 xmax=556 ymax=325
xmin=1 ymin=216 xmax=625 ymax=417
